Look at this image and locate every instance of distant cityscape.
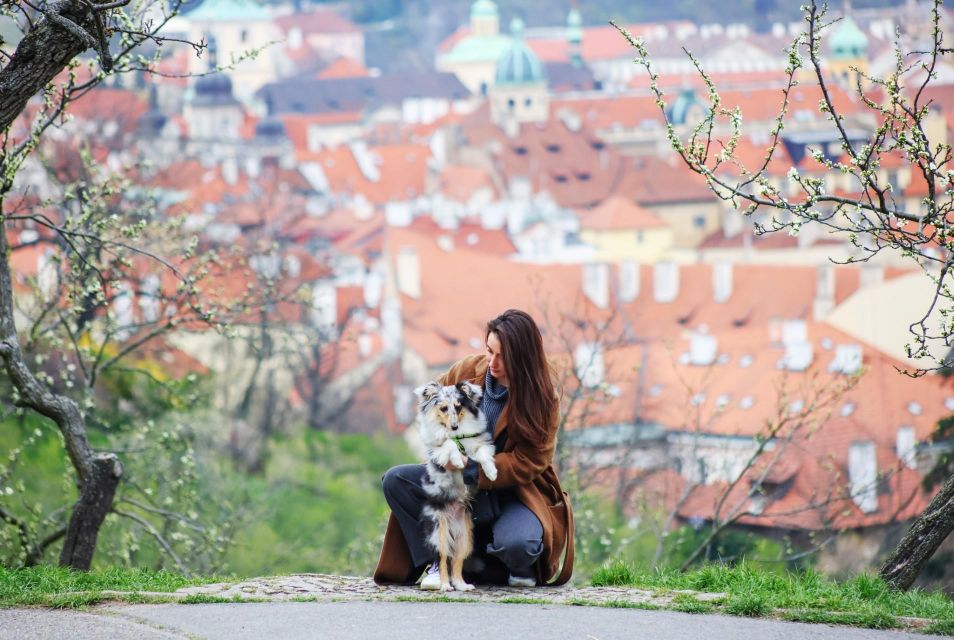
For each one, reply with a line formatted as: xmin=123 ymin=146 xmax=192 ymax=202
xmin=6 ymin=0 xmax=954 ymax=577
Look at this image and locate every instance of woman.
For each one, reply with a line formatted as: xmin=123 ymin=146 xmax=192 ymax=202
xmin=374 ymin=309 xmax=574 ymax=587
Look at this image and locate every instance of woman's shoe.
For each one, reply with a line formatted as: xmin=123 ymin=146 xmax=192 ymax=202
xmin=507 ymin=573 xmax=536 ymax=588
xmin=420 ymin=561 xmax=441 ymax=590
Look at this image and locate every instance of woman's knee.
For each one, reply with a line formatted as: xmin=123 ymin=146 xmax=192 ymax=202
xmin=381 ymin=464 xmax=423 ymax=498
xmin=486 ymin=532 xmax=543 ymax=567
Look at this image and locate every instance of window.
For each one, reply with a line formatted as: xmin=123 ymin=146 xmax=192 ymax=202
xmin=480 ymin=82 xmax=488 ymax=96
xmin=545 ymin=143 xmax=561 ymax=153
xmin=524 ymin=97 xmax=532 ymax=107
xmin=693 ymin=215 xmax=706 ymax=229
xmin=507 ymin=98 xmax=515 ymax=109
xmin=637 ymin=230 xmax=644 ymax=243
xmin=240 ymin=29 xmax=248 ymax=43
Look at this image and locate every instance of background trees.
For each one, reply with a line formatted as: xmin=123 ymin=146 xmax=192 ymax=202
xmin=0 ymin=0 xmax=223 ymax=570
xmin=614 ymin=0 xmax=954 ymax=589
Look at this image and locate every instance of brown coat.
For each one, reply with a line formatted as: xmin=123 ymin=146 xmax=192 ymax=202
xmin=373 ymin=354 xmax=575 ymax=585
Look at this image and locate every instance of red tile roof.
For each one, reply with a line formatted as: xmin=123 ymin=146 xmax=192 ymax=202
xmin=460 ymin=106 xmax=632 ymax=208
xmin=438 ymin=164 xmax=497 ymax=203
xmin=274 ymin=8 xmax=360 ymax=35
xmin=317 ymin=57 xmax=371 ymax=79
xmin=579 ymin=195 xmax=667 ymax=231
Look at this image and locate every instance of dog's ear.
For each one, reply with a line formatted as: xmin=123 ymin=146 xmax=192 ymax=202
xmin=414 ymin=381 xmax=441 ymax=411
xmin=456 ymin=381 xmax=482 ymax=416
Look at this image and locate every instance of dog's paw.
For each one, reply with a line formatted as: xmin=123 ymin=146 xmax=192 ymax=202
xmin=439 ymin=582 xmax=454 ymax=593
xmin=483 ymin=465 xmax=498 ymax=481
xmin=452 ymin=580 xmax=475 ymax=592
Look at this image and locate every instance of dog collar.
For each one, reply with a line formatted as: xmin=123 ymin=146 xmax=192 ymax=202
xmin=452 ymin=433 xmax=482 ymax=455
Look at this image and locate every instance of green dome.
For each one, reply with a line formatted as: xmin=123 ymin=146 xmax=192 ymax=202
xmin=495 ymin=17 xmax=545 ymax=85
xmin=830 ymin=15 xmax=868 ymax=59
xmin=567 ymin=7 xmax=583 ymax=43
xmin=668 ymin=88 xmax=708 ymax=125
xmin=187 ymin=0 xmax=268 ymax=22
xmin=471 ymin=0 xmax=498 ymax=18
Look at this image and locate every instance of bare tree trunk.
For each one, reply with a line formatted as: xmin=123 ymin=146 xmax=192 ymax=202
xmin=880 ymin=474 xmax=954 ymax=591
xmin=0 ymin=210 xmax=122 ymax=570
xmin=0 ymin=2 xmax=96 ymax=132
xmin=58 ymin=454 xmax=122 ymax=569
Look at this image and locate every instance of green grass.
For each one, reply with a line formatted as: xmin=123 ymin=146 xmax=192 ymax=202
xmin=0 ymin=565 xmax=221 ymax=608
xmin=591 ymin=561 xmax=954 ymax=631
xmin=671 ymin=593 xmax=715 ymax=614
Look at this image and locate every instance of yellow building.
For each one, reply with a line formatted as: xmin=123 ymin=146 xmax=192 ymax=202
xmin=579 ymin=196 xmax=673 ymax=263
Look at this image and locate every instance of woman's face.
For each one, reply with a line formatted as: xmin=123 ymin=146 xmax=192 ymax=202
xmin=486 ymin=332 xmax=508 ymax=386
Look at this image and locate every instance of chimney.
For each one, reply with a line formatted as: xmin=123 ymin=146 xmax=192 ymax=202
xmin=583 ymin=263 xmax=609 ymax=309
xmin=396 ymin=246 xmax=421 ymax=299
xmin=896 ymin=426 xmax=917 ymax=469
xmin=311 ymin=280 xmax=338 ymax=330
xmin=779 ymin=319 xmax=813 ymax=371
xmin=37 ymin=248 xmax=58 ymax=301
xmin=689 ymin=333 xmax=718 ymax=366
xmin=813 ymin=264 xmax=835 ymax=318
xmin=829 ymin=344 xmax=862 ymax=374
xmin=139 ymin=273 xmax=160 ymax=323
xmin=712 ymin=262 xmax=733 ymax=303
xmin=363 ymin=269 xmax=383 ymax=309
xmin=860 ymin=264 xmax=884 ymax=288
xmin=221 ymin=157 xmax=239 ymax=186
xmin=617 ymin=261 xmax=639 ymax=303
xmin=385 ymin=201 xmax=413 ymax=227
xmin=848 ymin=441 xmax=878 ymax=514
xmin=574 ymin=342 xmax=604 ymax=388
xmin=653 ymin=261 xmax=680 ymax=303
xmin=358 ymin=333 xmax=373 ymax=357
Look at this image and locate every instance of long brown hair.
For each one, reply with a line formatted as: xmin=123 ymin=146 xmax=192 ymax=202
xmin=486 ymin=309 xmax=557 ymax=446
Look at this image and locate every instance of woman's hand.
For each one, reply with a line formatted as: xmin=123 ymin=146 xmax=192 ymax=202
xmin=444 ymin=456 xmax=469 ymax=471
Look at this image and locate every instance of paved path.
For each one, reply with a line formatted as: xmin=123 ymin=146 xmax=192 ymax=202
xmin=1 ymin=601 xmax=949 ymax=640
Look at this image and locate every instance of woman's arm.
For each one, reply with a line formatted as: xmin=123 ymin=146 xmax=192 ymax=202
xmin=474 ymin=436 xmax=554 ymax=490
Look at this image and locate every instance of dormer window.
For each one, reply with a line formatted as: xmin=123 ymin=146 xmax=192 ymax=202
xmin=575 ymin=171 xmax=591 ymax=181
xmin=590 ymin=140 xmax=605 ymax=150
xmin=545 ymin=143 xmax=561 ymax=153
xmin=554 ymin=174 xmax=568 ymax=183
xmin=513 ymin=146 xmax=528 ymax=155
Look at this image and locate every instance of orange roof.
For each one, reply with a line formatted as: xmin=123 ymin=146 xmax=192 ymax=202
xmin=579 ymin=195 xmax=667 ymax=231
xmin=460 ymin=105 xmax=632 ymax=208
xmin=317 ymin=57 xmax=370 ymax=79
xmin=438 ymin=164 xmax=497 ymax=203
xmin=629 ymin=69 xmax=793 ymax=92
xmin=67 ymin=87 xmax=149 ymax=134
xmin=281 ymin=112 xmax=364 ymax=154
xmin=718 ymin=84 xmax=862 ymax=125
xmin=552 ymin=94 xmax=664 ymax=131
xmin=406 ymin=217 xmax=516 ymax=257
xmin=617 ymin=155 xmax=714 ymax=205
xmin=301 ymin=143 xmax=431 ymax=205
xmin=274 ymin=8 xmax=360 ymax=35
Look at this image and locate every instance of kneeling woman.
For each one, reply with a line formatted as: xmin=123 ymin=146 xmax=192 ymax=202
xmin=374 ymin=309 xmax=574 ymax=587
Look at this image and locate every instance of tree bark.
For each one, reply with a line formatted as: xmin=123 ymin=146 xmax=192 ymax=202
xmin=58 ymin=453 xmax=122 ymax=569
xmin=0 ymin=2 xmax=96 ymax=132
xmin=1 ymin=210 xmax=123 ymax=570
xmin=879 ymin=474 xmax=954 ymax=590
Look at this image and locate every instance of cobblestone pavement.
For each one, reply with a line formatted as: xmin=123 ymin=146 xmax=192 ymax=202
xmin=172 ymin=573 xmax=726 ymax=606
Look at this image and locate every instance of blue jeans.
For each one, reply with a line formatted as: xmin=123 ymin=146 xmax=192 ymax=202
xmin=382 ymin=464 xmax=544 ymax=583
